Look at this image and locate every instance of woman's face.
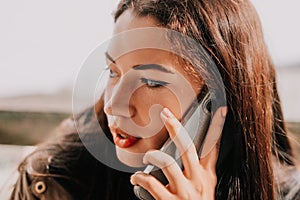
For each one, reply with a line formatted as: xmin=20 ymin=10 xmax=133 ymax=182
xmin=103 ymin=9 xmax=202 ymax=167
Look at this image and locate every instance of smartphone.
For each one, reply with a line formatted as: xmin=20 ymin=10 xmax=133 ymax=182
xmin=133 ymin=92 xmax=212 ymax=200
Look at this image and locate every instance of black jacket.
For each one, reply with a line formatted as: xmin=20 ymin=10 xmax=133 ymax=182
xmin=8 ymin=107 xmax=300 ymax=200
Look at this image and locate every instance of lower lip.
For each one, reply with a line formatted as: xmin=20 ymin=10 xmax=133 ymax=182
xmin=113 ymin=133 xmax=140 ymax=148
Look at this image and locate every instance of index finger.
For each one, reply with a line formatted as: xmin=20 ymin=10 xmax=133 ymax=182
xmin=160 ymin=108 xmax=200 ymax=178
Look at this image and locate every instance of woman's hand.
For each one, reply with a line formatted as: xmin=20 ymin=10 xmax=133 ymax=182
xmin=130 ymin=106 xmax=227 ymax=200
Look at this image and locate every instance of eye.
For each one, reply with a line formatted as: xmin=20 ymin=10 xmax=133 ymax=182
xmin=109 ymin=68 xmax=118 ymax=78
xmin=140 ymin=78 xmax=169 ymax=88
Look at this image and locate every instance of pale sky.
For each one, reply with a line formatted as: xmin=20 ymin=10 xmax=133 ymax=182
xmin=0 ymin=0 xmax=299 ymax=97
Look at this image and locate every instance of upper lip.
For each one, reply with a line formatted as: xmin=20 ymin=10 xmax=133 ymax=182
xmin=109 ymin=126 xmax=141 ymax=139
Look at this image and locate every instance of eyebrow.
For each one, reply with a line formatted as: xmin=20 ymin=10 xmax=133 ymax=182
xmin=134 ymin=64 xmax=174 ymax=74
xmin=105 ymin=52 xmax=116 ymax=64
xmin=105 ymin=51 xmax=174 ymax=74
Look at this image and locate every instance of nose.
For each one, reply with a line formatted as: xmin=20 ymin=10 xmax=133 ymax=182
xmin=104 ymin=79 xmax=136 ymax=118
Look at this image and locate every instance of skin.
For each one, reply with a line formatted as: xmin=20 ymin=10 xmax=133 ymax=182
xmin=104 ymin=9 xmax=227 ymax=199
xmin=131 ymin=107 xmax=226 ymax=199
xmin=104 ymin=9 xmax=201 ymax=158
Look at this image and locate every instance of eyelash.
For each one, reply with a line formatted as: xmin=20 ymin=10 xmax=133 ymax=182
xmin=140 ymin=78 xmax=169 ymax=88
xmin=109 ymin=68 xmax=118 ymax=78
xmin=107 ymin=68 xmax=169 ymax=89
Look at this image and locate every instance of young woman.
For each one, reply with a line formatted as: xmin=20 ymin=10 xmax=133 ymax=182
xmin=9 ymin=0 xmax=300 ymax=199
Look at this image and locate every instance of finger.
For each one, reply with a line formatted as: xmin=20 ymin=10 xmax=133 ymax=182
xmin=160 ymin=108 xmax=199 ymax=178
xmin=200 ymin=106 xmax=227 ymax=170
xmin=197 ymin=142 xmax=219 ymax=190
xmin=199 ymin=140 xmax=219 ymax=185
xmin=143 ymin=150 xmax=187 ymax=192
xmin=131 ymin=172 xmax=173 ymax=200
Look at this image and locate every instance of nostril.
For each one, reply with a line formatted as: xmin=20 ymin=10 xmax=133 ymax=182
xmin=128 ymin=105 xmax=137 ymax=118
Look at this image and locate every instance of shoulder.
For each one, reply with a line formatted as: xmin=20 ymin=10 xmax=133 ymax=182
xmin=9 ymin=137 xmax=83 ymax=200
xmin=10 ymin=140 xmax=111 ymax=200
xmin=10 ymin=107 xmax=110 ymax=199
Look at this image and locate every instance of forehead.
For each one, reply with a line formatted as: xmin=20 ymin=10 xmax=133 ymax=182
xmin=109 ymin=10 xmax=177 ymax=72
xmin=108 ymin=9 xmax=202 ymax=91
xmin=113 ymin=9 xmax=160 ymax=34
xmin=109 ymin=9 xmax=170 ymax=60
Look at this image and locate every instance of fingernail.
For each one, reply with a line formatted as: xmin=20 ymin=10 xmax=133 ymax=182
xmin=130 ymin=171 xmax=144 ymax=185
xmin=160 ymin=111 xmax=168 ymax=122
xmin=221 ymin=106 xmax=228 ymax=118
xmin=160 ymin=108 xmax=172 ymax=122
xmin=130 ymin=175 xmax=136 ymax=185
xmin=162 ymin=108 xmax=173 ymax=118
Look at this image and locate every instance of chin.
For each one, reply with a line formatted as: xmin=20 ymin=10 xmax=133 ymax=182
xmin=116 ymin=146 xmax=146 ymax=168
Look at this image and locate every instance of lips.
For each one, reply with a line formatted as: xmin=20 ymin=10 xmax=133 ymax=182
xmin=111 ymin=128 xmax=141 ymax=148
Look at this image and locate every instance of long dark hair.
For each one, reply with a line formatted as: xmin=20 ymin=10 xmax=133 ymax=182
xmin=112 ymin=0 xmax=295 ymax=199
xmin=9 ymin=1 xmax=297 ymax=200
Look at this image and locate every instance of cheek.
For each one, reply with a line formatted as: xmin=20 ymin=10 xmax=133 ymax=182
xmin=137 ymin=127 xmax=169 ymax=153
xmin=152 ymin=127 xmax=169 ymax=147
xmin=131 ymin=88 xmax=183 ymax=122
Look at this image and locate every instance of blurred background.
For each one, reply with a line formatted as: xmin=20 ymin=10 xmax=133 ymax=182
xmin=0 ymin=0 xmax=300 ymax=198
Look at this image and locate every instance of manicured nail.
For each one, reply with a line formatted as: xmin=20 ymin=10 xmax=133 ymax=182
xmin=130 ymin=171 xmax=142 ymax=185
xmin=130 ymin=175 xmax=135 ymax=185
xmin=221 ymin=106 xmax=228 ymax=118
xmin=160 ymin=111 xmax=168 ymax=122
xmin=160 ymin=108 xmax=172 ymax=122
xmin=162 ymin=108 xmax=173 ymax=118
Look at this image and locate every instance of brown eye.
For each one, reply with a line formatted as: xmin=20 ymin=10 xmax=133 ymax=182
xmin=109 ymin=68 xmax=118 ymax=78
xmin=140 ymin=78 xmax=169 ymax=88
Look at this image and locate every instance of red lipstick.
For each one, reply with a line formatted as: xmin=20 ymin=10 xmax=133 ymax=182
xmin=112 ymin=129 xmax=140 ymax=148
